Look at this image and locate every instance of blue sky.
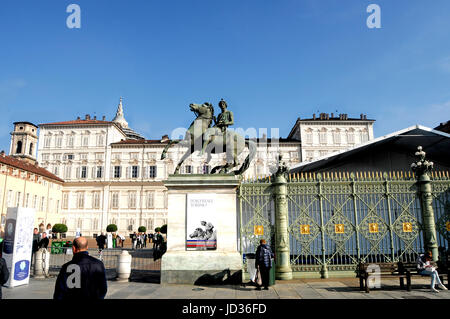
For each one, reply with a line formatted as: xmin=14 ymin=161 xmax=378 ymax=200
xmin=0 ymin=0 xmax=449 ymax=150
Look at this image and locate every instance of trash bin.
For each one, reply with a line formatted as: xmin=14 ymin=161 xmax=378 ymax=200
xmin=51 ymin=241 xmax=64 ymax=254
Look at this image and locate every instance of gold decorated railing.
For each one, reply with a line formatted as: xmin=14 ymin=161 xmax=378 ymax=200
xmin=238 ymin=171 xmax=450 ymax=276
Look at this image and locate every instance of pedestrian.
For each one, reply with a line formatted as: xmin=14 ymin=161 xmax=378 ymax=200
xmin=143 ymin=233 xmax=147 ymax=248
xmin=254 ymin=239 xmax=274 ymax=291
xmin=31 ymin=228 xmax=40 ymax=266
xmin=38 ymin=232 xmax=50 ymax=249
xmin=120 ymin=234 xmax=125 ymax=248
xmin=0 ymin=247 xmax=10 ymax=299
xmin=53 ymin=236 xmax=107 ymax=299
xmin=96 ymin=232 xmax=107 ymax=251
xmin=416 ymin=251 xmax=448 ymax=293
xmin=131 ymin=232 xmax=137 ymax=250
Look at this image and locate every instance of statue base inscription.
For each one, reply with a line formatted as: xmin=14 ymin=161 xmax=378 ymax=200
xmin=161 ymin=174 xmax=242 ymax=284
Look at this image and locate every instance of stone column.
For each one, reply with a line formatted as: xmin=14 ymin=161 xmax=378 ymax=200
xmin=273 ymin=157 xmax=293 ymax=280
xmin=411 ymin=146 xmax=439 ymax=261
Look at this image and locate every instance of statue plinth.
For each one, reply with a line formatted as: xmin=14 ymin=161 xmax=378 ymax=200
xmin=161 ymin=174 xmax=242 ymax=284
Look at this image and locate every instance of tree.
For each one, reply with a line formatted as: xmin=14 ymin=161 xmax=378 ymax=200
xmin=154 ymin=227 xmax=161 ymax=233
xmin=52 ymin=224 xmax=68 ymax=239
xmin=160 ymin=224 xmax=167 ymax=234
xmin=106 ymin=224 xmax=118 ymax=233
xmin=138 ymin=226 xmax=147 ymax=233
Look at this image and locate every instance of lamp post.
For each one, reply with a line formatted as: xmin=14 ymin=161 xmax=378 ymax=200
xmin=411 ymin=146 xmax=438 ymax=261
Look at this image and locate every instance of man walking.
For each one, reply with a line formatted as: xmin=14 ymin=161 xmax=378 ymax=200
xmin=53 ymin=236 xmax=107 ymax=299
xmin=255 ymin=239 xmax=274 ymax=290
xmin=96 ymin=232 xmax=107 ymax=251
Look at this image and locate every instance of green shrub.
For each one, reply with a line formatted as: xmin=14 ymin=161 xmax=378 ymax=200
xmin=160 ymin=224 xmax=167 ymax=234
xmin=138 ymin=226 xmax=147 ymax=233
xmin=106 ymin=224 xmax=118 ymax=233
xmin=52 ymin=224 xmax=68 ymax=234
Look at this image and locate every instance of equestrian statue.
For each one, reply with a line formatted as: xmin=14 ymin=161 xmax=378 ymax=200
xmin=160 ymin=99 xmax=256 ymax=175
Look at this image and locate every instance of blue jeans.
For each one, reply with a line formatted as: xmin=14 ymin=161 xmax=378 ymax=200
xmin=419 ymin=269 xmax=442 ymax=288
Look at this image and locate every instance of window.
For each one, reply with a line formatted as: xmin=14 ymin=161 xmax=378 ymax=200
xmin=360 ymin=130 xmax=369 ymax=143
xmin=147 ymin=153 xmax=156 ymax=160
xmin=305 ymin=131 xmax=313 ymax=144
xmin=333 ymin=130 xmax=341 ymax=144
xmin=149 ymin=166 xmax=157 ymax=178
xmin=42 ymin=154 xmax=50 ymax=161
xmin=146 ymin=192 xmax=154 ymax=209
xmin=7 ymin=190 xmax=13 ymax=207
xmin=306 ymin=151 xmax=314 ymax=161
xmin=56 ymin=136 xmax=63 ymax=148
xmin=128 ymin=192 xmax=137 ymax=209
xmin=319 ymin=150 xmax=328 ymax=157
xmin=93 ymin=218 xmax=99 ymax=230
xmin=80 ymin=153 xmax=88 ymax=160
xmin=95 ymin=153 xmax=103 ymax=160
xmin=347 ymin=130 xmax=355 ymax=144
xmin=319 ymin=129 xmax=327 ymax=144
xmin=44 ymin=136 xmax=51 ymax=148
xmin=112 ymin=153 xmax=121 ymax=160
xmin=96 ymin=166 xmax=103 ymax=178
xmin=82 ymin=136 xmax=89 ymax=147
xmin=131 ymin=166 xmax=139 ymax=178
xmin=16 ymin=192 xmax=22 ymax=207
xmin=114 ymin=166 xmax=121 ymax=178
xmin=96 ymin=134 xmax=104 ymax=146
xmin=53 ymin=166 xmax=59 ymax=176
xmin=64 ymin=166 xmax=72 ymax=179
xmin=185 ymin=165 xmax=193 ymax=174
xmin=290 ymin=151 xmax=299 ymax=159
xmin=66 ymin=135 xmax=74 ymax=148
xmin=29 ymin=143 xmax=33 ymax=155
xmin=77 ymin=192 xmax=85 ymax=209
xmin=33 ymin=195 xmax=38 ymax=209
xmin=111 ymin=192 xmax=119 ymax=209
xmin=202 ymin=165 xmax=210 ymax=174
xmin=81 ymin=166 xmax=87 ymax=179
xmin=62 ymin=193 xmax=69 ymax=209
xmin=130 ymin=153 xmax=139 ymax=160
xmin=40 ymin=196 xmax=45 ymax=212
xmin=25 ymin=193 xmax=30 ymax=207
xmin=92 ymin=192 xmax=101 ymax=209
xmin=163 ymin=191 xmax=168 ymax=209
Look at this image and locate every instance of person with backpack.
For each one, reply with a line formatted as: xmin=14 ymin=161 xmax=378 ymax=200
xmin=254 ymin=239 xmax=274 ymax=290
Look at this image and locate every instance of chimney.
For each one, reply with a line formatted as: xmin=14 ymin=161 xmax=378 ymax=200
xmin=93 ymin=115 xmax=97 ymax=120
xmin=85 ymin=114 xmax=90 ymax=120
xmin=326 ymin=113 xmax=329 ymax=120
xmin=313 ymin=114 xmax=316 ymax=120
xmin=77 ymin=116 xmax=81 ymax=120
xmin=364 ymin=114 xmax=367 ymax=120
xmin=331 ymin=113 xmax=334 ymax=118
xmin=0 ymin=150 xmax=5 ymax=157
xmin=102 ymin=115 xmax=106 ymax=121
xmin=360 ymin=114 xmax=364 ymax=119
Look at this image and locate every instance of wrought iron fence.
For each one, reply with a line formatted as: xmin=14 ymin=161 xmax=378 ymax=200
xmin=238 ymin=171 xmax=450 ymax=275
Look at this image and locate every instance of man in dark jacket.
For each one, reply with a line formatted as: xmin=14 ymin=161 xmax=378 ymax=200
xmin=255 ymin=239 xmax=274 ymax=290
xmin=96 ymin=233 xmax=107 ymax=251
xmin=38 ymin=232 xmax=50 ymax=249
xmin=0 ymin=251 xmax=10 ymax=299
xmin=53 ymin=236 xmax=107 ymax=299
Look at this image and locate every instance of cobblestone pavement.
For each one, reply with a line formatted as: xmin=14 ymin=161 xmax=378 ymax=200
xmin=3 ymin=277 xmax=450 ymax=299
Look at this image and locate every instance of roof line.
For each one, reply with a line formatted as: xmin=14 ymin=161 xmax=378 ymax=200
xmin=290 ymin=124 xmax=450 ymax=170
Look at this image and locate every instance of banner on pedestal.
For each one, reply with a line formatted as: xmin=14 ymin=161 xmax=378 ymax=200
xmin=186 ymin=193 xmax=217 ymax=251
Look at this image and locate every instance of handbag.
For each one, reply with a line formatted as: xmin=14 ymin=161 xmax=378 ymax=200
xmin=255 ymin=265 xmax=262 ymax=286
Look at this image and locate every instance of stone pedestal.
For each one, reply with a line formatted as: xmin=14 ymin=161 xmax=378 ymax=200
xmin=161 ymin=174 xmax=242 ymax=284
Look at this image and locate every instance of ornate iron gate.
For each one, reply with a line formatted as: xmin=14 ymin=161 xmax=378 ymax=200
xmin=238 ymin=171 xmax=450 ymax=277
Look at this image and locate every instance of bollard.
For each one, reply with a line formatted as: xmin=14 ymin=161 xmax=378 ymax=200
xmin=116 ymin=250 xmax=132 ymax=282
xmin=33 ymin=249 xmax=45 ymax=279
xmin=42 ymin=249 xmax=50 ymax=277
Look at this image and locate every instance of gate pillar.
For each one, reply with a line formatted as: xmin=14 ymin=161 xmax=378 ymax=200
xmin=273 ymin=157 xmax=293 ymax=280
xmin=411 ymin=146 xmax=439 ymax=261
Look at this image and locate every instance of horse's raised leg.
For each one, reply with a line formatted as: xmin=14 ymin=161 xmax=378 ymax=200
xmin=174 ymin=147 xmax=193 ymax=174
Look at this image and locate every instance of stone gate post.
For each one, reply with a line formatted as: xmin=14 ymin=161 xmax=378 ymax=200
xmin=411 ymin=146 xmax=439 ymax=261
xmin=273 ymin=156 xmax=293 ymax=280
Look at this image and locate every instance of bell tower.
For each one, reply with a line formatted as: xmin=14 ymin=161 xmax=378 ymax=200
xmin=9 ymin=121 xmax=38 ymax=165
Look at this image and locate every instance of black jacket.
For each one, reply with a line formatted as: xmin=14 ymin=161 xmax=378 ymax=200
xmin=96 ymin=235 xmax=106 ymax=248
xmin=0 ymin=257 xmax=10 ymax=299
xmin=38 ymin=237 xmax=49 ymax=249
xmin=53 ymin=251 xmax=107 ymax=299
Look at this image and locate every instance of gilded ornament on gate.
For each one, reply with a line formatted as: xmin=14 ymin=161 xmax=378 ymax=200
xmin=335 ymin=224 xmax=345 ymax=234
xmin=254 ymin=225 xmax=264 ymax=236
xmin=369 ymin=223 xmax=379 ymax=233
xmin=300 ymin=224 xmax=310 ymax=235
xmin=402 ymin=222 xmax=413 ymax=233
xmin=446 ymin=221 xmax=450 ymax=232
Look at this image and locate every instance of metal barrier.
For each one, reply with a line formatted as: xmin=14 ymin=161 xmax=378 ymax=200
xmin=45 ymin=247 xmax=161 ymax=277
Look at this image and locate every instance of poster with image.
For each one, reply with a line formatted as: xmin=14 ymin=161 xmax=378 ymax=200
xmin=186 ymin=193 xmax=217 ymax=251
